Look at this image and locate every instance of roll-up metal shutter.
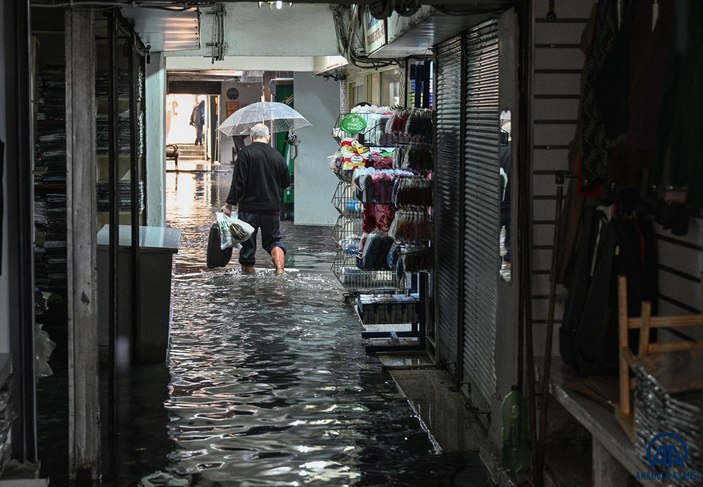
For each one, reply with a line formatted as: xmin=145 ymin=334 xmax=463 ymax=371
xmin=462 ymin=19 xmax=500 ymax=408
xmin=434 ymin=36 xmax=463 ymax=376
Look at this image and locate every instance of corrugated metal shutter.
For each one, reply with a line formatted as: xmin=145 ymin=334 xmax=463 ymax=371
xmin=462 ymin=19 xmax=500 ymax=407
xmin=434 ymin=36 xmax=463 ymax=376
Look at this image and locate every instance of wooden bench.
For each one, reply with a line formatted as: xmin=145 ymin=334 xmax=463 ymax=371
xmin=539 ymin=358 xmax=658 ymax=487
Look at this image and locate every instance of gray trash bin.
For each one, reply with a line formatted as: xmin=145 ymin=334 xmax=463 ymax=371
xmin=97 ymin=225 xmax=181 ymax=364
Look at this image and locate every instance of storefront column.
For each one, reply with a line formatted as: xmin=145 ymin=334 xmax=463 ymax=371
xmin=146 ymin=52 xmax=166 ymax=227
xmin=65 ymin=8 xmax=100 ymax=479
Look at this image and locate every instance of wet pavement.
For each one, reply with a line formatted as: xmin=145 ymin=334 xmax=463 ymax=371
xmin=37 ymin=166 xmax=491 ymax=486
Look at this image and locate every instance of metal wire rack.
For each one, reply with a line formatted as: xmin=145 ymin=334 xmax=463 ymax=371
xmin=331 ymin=215 xmax=363 ymax=245
xmin=332 ymin=250 xmax=406 ymax=293
xmin=331 ymin=180 xmax=363 ymax=218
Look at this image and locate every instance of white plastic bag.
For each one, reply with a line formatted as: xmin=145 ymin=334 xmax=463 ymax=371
xmin=215 ymin=212 xmax=254 ymax=250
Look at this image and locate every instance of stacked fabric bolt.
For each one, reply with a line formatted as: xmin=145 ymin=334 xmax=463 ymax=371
xmin=96 ymin=180 xmax=144 ymax=212
xmin=34 ymin=65 xmax=68 ymax=299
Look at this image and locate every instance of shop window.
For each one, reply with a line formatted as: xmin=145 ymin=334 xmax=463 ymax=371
xmin=381 ymin=69 xmax=401 ymax=107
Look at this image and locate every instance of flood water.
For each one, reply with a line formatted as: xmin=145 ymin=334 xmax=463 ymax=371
xmin=158 ymin=168 xmax=489 ymax=486
xmin=37 ymin=166 xmax=489 ymax=486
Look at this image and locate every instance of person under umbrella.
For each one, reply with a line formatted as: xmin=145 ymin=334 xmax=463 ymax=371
xmin=220 ymin=123 xmax=291 ymax=274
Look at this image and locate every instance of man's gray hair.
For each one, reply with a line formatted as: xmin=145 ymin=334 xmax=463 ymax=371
xmin=250 ymin=123 xmax=270 ymax=140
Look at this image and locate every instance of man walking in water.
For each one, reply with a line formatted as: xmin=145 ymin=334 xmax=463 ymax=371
xmin=221 ymin=123 xmax=291 ymax=274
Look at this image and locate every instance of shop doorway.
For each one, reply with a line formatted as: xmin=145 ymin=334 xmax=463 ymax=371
xmin=166 ymin=94 xmax=217 ymax=162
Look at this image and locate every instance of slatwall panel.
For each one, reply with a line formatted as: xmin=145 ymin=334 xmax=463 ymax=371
xmin=532 ymin=0 xmax=703 ymax=350
xmin=655 ymin=218 xmax=703 ymax=343
xmin=462 ymin=19 xmax=500 ymax=408
xmin=530 ymin=1 xmax=591 ymax=347
xmin=434 ymin=36 xmax=463 ymax=375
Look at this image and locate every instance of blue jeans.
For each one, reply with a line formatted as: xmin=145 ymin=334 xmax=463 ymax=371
xmin=238 ymin=211 xmax=286 ymax=266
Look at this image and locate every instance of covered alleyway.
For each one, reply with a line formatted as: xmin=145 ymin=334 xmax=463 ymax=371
xmin=72 ymin=165 xmax=490 ymax=486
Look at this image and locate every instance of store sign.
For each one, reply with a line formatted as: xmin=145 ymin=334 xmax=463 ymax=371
xmin=339 ymin=114 xmax=367 ymax=135
xmin=364 ymin=12 xmax=387 ymax=54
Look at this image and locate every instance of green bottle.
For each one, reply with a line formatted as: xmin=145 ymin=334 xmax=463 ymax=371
xmin=501 ymin=385 xmax=531 ymax=475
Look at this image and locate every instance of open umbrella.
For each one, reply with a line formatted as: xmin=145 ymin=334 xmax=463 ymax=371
xmin=217 ymin=101 xmax=312 ymax=136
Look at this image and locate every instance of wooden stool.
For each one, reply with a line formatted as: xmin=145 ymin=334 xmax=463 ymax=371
xmin=615 ymin=274 xmax=703 ymax=440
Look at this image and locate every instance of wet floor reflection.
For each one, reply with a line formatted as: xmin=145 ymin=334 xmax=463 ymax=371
xmin=159 ymin=169 xmax=488 ymax=486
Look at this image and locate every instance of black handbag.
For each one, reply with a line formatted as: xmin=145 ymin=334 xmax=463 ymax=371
xmin=206 ymin=223 xmax=232 ymax=268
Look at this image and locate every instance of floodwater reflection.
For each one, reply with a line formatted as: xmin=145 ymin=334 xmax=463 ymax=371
xmin=162 ymin=169 xmax=488 ymax=486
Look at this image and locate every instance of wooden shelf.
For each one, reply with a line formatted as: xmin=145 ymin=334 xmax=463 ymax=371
xmin=538 ymin=358 xmax=658 ymax=487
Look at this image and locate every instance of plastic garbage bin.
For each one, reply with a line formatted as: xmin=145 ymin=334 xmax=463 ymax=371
xmin=97 ymin=225 xmax=181 ymax=364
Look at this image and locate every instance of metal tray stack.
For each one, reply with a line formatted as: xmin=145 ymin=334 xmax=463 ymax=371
xmin=633 ymin=356 xmax=702 ymax=485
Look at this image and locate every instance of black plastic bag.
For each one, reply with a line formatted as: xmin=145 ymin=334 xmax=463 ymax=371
xmin=206 ymin=223 xmax=232 ymax=268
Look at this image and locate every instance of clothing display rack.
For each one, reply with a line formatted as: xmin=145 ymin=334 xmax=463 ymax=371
xmin=329 ymin=108 xmax=433 ymax=352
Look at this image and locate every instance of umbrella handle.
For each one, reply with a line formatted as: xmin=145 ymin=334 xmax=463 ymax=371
xmin=286 ymin=131 xmax=299 ymax=160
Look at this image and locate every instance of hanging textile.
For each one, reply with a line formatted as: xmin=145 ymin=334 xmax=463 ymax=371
xmin=579 ymin=0 xmax=622 ymax=191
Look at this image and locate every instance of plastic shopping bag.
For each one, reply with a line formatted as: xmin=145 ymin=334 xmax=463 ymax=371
xmin=228 ymin=215 xmax=255 ymax=245
xmin=215 ymin=211 xmax=255 ymax=250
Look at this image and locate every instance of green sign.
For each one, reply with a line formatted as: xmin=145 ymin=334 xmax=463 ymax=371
xmin=340 ymin=114 xmax=367 ymax=135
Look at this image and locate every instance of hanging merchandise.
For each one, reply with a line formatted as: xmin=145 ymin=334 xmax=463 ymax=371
xmin=366 ymin=148 xmax=395 ymax=170
xmin=330 ymin=107 xmax=434 ymax=293
xmin=354 ymin=167 xmax=414 ymax=204
xmin=392 ymin=176 xmax=433 ymax=207
xmin=388 ymin=209 xmax=433 ymax=242
xmin=357 ymin=231 xmax=394 ymax=271
xmin=329 ymin=107 xmax=434 ymax=353
xmin=559 ymin=205 xmax=658 ymax=377
xmin=339 ymin=138 xmax=369 ymax=171
xmin=362 ymin=203 xmax=396 ymax=234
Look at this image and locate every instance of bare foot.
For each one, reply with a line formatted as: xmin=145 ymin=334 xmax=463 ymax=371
xmin=271 ymin=247 xmax=285 ymax=274
xmin=241 ymin=265 xmax=256 ymax=273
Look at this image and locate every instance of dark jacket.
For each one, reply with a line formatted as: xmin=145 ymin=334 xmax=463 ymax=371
xmin=226 ymin=141 xmax=291 ymax=213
